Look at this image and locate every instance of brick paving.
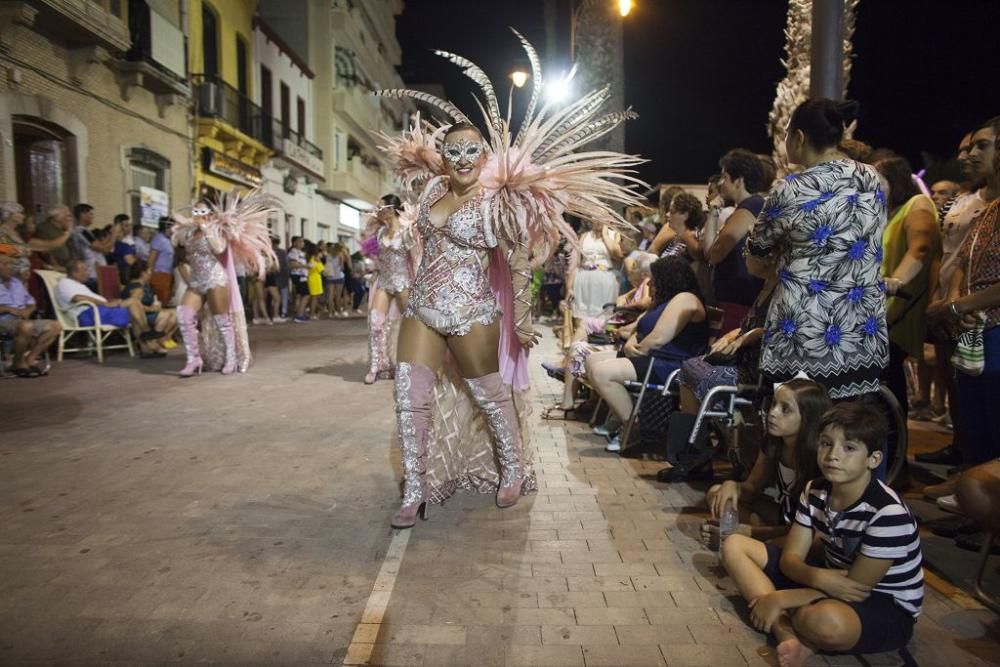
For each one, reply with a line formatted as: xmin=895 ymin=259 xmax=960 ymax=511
xmin=0 ymin=319 xmax=997 ymax=666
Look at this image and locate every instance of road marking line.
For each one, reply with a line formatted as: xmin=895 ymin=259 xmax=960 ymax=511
xmin=343 ymin=528 xmax=411 ymax=665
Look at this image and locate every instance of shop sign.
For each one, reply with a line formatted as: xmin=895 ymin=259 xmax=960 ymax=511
xmin=202 ymin=148 xmax=262 ymax=187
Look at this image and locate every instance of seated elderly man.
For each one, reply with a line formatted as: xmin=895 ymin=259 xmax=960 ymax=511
xmin=54 ymin=259 xmax=166 ymax=358
xmin=0 ymin=249 xmax=61 ymax=377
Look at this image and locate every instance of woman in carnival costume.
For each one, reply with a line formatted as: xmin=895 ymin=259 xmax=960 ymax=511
xmin=361 ymin=193 xmax=419 ymax=384
xmin=172 ymin=191 xmax=279 ymax=376
xmin=375 ymin=30 xmax=646 ymax=528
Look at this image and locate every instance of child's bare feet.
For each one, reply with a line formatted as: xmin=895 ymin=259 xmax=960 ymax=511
xmin=776 ymin=637 xmax=812 ymax=667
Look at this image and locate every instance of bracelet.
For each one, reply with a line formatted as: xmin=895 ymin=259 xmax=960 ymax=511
xmin=948 ymin=301 xmax=961 ymax=318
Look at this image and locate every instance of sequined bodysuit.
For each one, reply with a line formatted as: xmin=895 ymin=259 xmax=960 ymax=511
xmin=185 ymin=233 xmax=229 ymax=293
xmin=374 ymin=226 xmax=413 ymax=295
xmin=404 ymin=177 xmax=498 ymax=336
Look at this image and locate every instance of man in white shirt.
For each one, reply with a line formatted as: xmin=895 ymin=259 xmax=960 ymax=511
xmin=286 ymin=235 xmax=310 ymax=323
xmin=55 ymin=259 xmax=166 ymax=357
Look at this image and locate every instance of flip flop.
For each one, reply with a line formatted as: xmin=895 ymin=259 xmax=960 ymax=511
xmin=541 ymin=406 xmax=576 ymax=421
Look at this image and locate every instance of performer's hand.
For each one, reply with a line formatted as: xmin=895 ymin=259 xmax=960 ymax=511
xmin=517 ymin=326 xmax=540 ymax=349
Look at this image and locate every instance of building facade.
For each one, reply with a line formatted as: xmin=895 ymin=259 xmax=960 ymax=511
xmin=259 ymin=0 xmax=410 ymax=249
xmin=0 ymin=0 xmax=191 ymax=227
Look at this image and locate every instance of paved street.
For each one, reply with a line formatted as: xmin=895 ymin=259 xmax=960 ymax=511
xmin=1 ymin=320 xmax=998 ymax=666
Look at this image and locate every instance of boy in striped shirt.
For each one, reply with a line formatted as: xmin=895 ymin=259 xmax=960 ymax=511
xmin=722 ymin=402 xmax=923 ymax=667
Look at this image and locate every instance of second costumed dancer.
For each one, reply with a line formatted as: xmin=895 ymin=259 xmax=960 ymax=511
xmin=376 ymin=30 xmax=646 ymax=528
xmin=362 ymin=194 xmax=419 ymax=385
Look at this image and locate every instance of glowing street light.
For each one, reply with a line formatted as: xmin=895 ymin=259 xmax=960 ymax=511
xmin=618 ymin=0 xmax=634 ymax=17
xmin=510 ymin=69 xmax=529 ymax=89
xmin=545 ymin=73 xmax=573 ymax=104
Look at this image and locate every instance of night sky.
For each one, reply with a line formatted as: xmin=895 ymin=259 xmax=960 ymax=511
xmin=397 ymin=0 xmax=1000 ymax=187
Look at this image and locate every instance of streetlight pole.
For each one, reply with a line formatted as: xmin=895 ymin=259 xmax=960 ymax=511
xmin=810 ymin=0 xmax=845 ymax=99
xmin=572 ymin=0 xmax=627 ymax=153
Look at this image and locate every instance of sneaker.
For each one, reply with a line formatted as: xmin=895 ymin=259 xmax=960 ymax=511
xmin=273 ymin=316 xmax=288 ymax=324
xmin=932 ymin=412 xmax=953 ymax=429
xmin=914 ymin=445 xmax=961 ymax=466
xmin=293 ymin=316 xmax=310 ymax=324
xmin=604 ymin=436 xmax=622 ymax=453
xmin=593 ymin=423 xmax=620 ymax=438
xmin=937 ymin=494 xmax=961 ymax=513
xmin=252 ymin=317 xmax=268 ymax=325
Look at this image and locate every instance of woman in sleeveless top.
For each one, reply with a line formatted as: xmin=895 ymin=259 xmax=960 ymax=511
xmin=588 ymin=256 xmax=709 ymax=434
xmin=568 ymin=219 xmax=622 ymax=321
xmin=875 ymin=157 xmax=941 ymax=418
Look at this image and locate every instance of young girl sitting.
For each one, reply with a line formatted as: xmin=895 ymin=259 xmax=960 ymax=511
xmin=703 ymin=379 xmax=831 ymax=547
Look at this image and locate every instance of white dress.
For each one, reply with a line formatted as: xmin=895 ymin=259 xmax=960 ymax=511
xmin=572 ymin=230 xmax=620 ymax=319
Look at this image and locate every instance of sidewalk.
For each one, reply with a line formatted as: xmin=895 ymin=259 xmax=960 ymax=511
xmin=354 ymin=330 xmax=1000 ymax=667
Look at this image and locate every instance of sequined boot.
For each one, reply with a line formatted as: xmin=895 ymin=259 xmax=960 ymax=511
xmin=177 ymin=305 xmax=202 ymax=377
xmin=391 ymin=362 xmax=434 ymax=528
xmin=214 ymin=313 xmax=237 ymax=375
xmin=465 ymin=373 xmax=526 ymax=508
xmin=365 ymin=310 xmax=386 ymax=385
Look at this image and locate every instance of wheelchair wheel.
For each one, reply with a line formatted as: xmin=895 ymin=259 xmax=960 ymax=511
xmin=876 ymin=384 xmax=908 ymax=487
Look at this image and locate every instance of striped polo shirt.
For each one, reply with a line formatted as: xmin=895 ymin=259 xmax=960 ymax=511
xmin=795 ymin=476 xmax=924 ymax=618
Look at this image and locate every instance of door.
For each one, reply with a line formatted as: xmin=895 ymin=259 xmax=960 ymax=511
xmin=13 ymin=117 xmax=72 ymax=216
xmin=260 ymin=66 xmax=273 ymax=147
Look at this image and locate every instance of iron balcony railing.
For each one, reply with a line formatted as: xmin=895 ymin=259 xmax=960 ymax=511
xmin=261 ymin=117 xmax=324 ymax=162
xmin=193 ymin=74 xmax=267 ymax=145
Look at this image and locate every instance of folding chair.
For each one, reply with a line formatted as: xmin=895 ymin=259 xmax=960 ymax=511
xmin=35 ymin=269 xmax=135 ymax=363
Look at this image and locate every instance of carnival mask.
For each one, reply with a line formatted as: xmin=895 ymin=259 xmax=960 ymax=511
xmin=191 ymin=205 xmax=212 ymax=217
xmin=442 ymin=139 xmax=485 ymax=166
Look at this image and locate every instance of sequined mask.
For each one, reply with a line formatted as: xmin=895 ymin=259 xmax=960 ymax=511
xmin=191 ymin=206 xmax=211 ymax=217
xmin=442 ymin=139 xmax=485 ymax=166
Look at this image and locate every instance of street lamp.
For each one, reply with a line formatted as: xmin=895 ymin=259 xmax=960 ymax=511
xmin=618 ymin=0 xmax=634 ymax=17
xmin=570 ymin=0 xmax=635 ymax=60
xmin=510 ymin=69 xmax=530 ymax=89
xmin=546 ymin=72 xmax=573 ymax=103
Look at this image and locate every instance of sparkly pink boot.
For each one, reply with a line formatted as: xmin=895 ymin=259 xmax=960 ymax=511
xmin=391 ymin=362 xmax=435 ymax=528
xmin=214 ymin=313 xmax=237 ymax=375
xmin=177 ymin=305 xmax=203 ymax=377
xmin=365 ymin=310 xmax=387 ymax=385
xmin=465 ymin=373 xmax=526 ymax=508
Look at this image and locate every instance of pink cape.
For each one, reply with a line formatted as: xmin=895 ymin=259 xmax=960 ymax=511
xmin=488 ymin=246 xmax=529 ymax=392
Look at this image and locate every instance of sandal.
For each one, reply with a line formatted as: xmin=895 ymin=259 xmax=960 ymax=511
xmin=12 ymin=366 xmax=42 ymax=378
xmin=541 ymin=406 xmax=576 ymax=421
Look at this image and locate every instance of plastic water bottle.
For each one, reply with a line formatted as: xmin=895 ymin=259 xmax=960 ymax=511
xmin=719 ymin=503 xmax=739 ymax=554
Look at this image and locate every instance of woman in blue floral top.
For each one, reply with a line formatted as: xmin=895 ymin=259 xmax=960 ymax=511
xmin=747 ymin=99 xmax=888 ymax=400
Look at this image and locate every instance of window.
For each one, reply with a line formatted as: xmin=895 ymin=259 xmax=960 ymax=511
xmin=13 ymin=117 xmax=75 ymax=216
xmin=236 ymin=36 xmax=248 ymax=94
xmin=260 ymin=66 xmax=273 ymax=146
xmin=201 ymin=4 xmax=218 ymax=78
xmin=297 ymin=97 xmax=306 ymax=140
xmin=280 ymin=83 xmax=290 ymax=139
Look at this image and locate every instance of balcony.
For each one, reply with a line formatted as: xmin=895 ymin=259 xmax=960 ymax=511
xmin=110 ymin=4 xmax=188 ymax=114
xmin=261 ymin=118 xmax=325 ymax=181
xmin=332 ymin=86 xmax=378 ymax=134
xmin=192 ymin=75 xmax=272 ymax=164
xmin=7 ymin=1 xmax=130 ymax=52
xmin=324 ymin=156 xmax=380 ymax=205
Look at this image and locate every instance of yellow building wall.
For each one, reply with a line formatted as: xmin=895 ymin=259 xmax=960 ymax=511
xmin=188 ymin=0 xmax=257 ymax=90
xmin=188 ymin=0 xmax=269 ymax=194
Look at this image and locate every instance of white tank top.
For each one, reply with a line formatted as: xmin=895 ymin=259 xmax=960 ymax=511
xmin=580 ymin=230 xmax=615 ymax=270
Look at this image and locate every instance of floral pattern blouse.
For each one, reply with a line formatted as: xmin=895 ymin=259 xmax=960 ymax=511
xmin=747 ymin=159 xmax=888 ymax=399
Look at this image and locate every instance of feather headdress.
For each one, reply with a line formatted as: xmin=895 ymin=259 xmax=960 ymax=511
xmin=375 ymin=28 xmax=647 ymax=247
xmin=376 ymin=112 xmax=447 ymax=195
xmin=173 ymin=189 xmax=280 ymax=278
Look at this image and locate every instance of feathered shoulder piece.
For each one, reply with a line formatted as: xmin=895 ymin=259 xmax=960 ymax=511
xmin=375 ymin=28 xmax=648 ymax=248
xmin=172 ymin=189 xmax=280 ymax=277
xmin=376 ymin=113 xmax=447 ymax=195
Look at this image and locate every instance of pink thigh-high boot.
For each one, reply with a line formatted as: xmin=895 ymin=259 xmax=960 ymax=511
xmin=365 ymin=309 xmax=387 ymax=385
xmin=213 ymin=313 xmax=237 ymax=375
xmin=177 ymin=305 xmax=203 ymax=377
xmin=391 ymin=361 xmax=435 ymax=528
xmin=465 ymin=373 xmax=526 ymax=508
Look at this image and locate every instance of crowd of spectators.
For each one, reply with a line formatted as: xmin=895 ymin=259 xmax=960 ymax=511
xmin=0 ymin=198 xmax=375 ymax=376
xmin=536 ymin=97 xmax=1000 ymax=663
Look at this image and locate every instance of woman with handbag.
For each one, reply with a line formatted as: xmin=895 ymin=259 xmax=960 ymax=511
xmin=940 ymin=184 xmax=1000 ymax=467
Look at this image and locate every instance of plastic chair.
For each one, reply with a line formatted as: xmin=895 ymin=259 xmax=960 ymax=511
xmin=35 ymin=269 xmax=135 ymax=363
